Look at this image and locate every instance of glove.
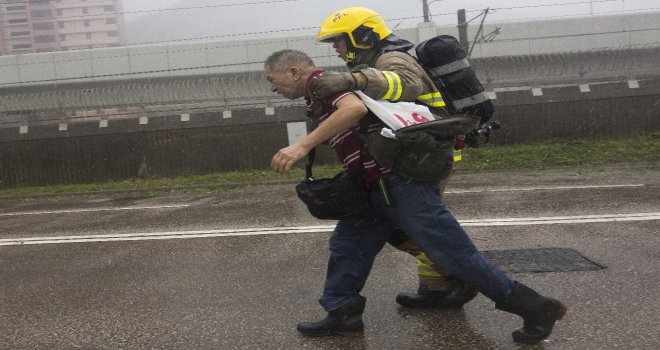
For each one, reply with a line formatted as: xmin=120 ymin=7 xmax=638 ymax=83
xmin=465 ymin=121 xmax=501 ymax=148
xmin=313 ymin=71 xmax=366 ymax=100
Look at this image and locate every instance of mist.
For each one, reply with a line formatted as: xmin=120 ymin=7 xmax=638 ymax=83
xmin=122 ymin=0 xmax=659 ymax=45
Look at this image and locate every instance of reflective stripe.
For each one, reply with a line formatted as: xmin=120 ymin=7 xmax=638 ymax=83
xmin=453 ymin=149 xmax=462 ymax=162
xmin=381 ymin=71 xmax=403 ymax=101
xmin=428 ymin=58 xmax=471 ymax=77
xmin=452 ymin=91 xmax=491 ymax=111
xmin=417 ymin=92 xmax=446 ymax=107
xmin=416 ymin=253 xmax=441 ymax=277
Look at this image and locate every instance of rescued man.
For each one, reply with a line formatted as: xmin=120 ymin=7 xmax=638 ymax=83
xmin=264 ymin=49 xmax=567 ymax=344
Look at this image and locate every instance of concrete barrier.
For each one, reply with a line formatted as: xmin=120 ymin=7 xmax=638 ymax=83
xmin=1 ymin=78 xmax=659 ymax=188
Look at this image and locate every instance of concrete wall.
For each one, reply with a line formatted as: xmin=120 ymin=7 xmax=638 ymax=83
xmin=0 ymin=106 xmax=308 ymax=187
xmin=3 ymin=47 xmax=659 ymax=116
xmin=2 ymin=11 xmax=660 ymax=188
xmin=1 ymin=78 xmax=659 ymax=188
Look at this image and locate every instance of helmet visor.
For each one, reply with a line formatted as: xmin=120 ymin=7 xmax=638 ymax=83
xmin=317 ymin=32 xmax=343 ymax=44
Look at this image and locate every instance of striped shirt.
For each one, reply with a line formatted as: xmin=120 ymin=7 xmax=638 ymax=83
xmin=305 ymin=69 xmax=391 ymax=184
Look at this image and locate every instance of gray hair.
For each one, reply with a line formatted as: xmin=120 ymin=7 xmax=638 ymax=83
xmin=264 ymin=49 xmax=315 ymax=72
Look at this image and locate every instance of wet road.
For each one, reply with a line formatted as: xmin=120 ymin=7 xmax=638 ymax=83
xmin=0 ymin=165 xmax=658 ymax=350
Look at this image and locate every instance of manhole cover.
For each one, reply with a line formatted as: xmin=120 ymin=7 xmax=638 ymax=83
xmin=481 ymin=248 xmax=606 ymax=273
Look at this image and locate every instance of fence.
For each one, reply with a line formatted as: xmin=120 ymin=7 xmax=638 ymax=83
xmin=2 ymin=46 xmax=660 ymax=129
xmin=1 ymin=76 xmax=659 ymax=188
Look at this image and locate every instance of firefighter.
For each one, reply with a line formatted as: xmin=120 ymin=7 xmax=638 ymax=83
xmin=312 ymin=6 xmax=477 ymax=309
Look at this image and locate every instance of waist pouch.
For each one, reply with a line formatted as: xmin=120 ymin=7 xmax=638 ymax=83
xmin=365 ymin=115 xmax=480 ymax=181
xmin=295 ymin=144 xmax=371 ymax=220
xmin=295 ymin=170 xmax=371 ymax=220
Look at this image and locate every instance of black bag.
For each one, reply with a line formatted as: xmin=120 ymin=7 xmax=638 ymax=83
xmin=364 ymin=115 xmax=480 ymax=181
xmin=295 ymin=148 xmax=370 ymax=220
xmin=415 ymin=35 xmax=494 ymax=125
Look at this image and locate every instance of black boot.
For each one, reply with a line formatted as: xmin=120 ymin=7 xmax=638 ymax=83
xmin=495 ymin=282 xmax=568 ymax=344
xmin=396 ymin=282 xmax=478 ymax=309
xmin=297 ymin=296 xmax=366 ymax=337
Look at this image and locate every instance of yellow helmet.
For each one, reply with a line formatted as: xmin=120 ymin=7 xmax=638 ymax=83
xmin=317 ymin=7 xmax=393 ymax=50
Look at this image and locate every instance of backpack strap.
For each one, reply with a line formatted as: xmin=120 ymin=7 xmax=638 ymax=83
xmin=452 ymin=92 xmax=492 ymax=111
xmin=304 ymin=148 xmax=316 ymax=180
xmin=427 ymin=58 xmax=470 ymax=77
xmin=303 ymin=111 xmax=369 ymax=180
xmin=356 ymin=118 xmax=369 ymax=175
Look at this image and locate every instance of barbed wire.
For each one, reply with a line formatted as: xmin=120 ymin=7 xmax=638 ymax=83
xmin=2 ymin=45 xmax=659 ymax=122
xmin=1 ymin=41 xmax=659 ymax=90
xmin=0 ymin=0 xmax=615 ymax=24
xmin=2 ymin=2 xmax=660 ymax=120
xmin=0 ymin=0 xmax=300 ymax=25
xmin=122 ymin=7 xmax=660 ymax=47
xmin=0 ymin=0 xmax=655 ymax=44
xmin=482 ymin=7 xmax=660 ymax=24
xmin=1 ymin=24 xmax=659 ymax=74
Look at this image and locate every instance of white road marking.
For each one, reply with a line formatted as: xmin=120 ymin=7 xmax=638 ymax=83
xmin=458 ymin=212 xmax=660 ymax=226
xmin=445 ymin=184 xmax=645 ymax=194
xmin=1 ymin=213 xmax=658 ymax=246
xmin=0 ymin=226 xmax=333 ymax=246
xmin=0 ymin=184 xmax=646 ymax=217
xmin=0 ymin=205 xmax=190 ymax=217
xmin=0 ymin=184 xmax=646 ymax=218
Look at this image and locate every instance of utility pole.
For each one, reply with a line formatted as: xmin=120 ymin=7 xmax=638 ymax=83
xmin=422 ymin=0 xmax=431 ymax=22
xmin=457 ymin=9 xmax=469 ymax=52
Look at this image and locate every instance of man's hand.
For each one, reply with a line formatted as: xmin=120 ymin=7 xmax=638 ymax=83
xmin=270 ymin=92 xmax=368 ymax=174
xmin=271 ymin=143 xmax=310 ymax=174
xmin=313 ymin=71 xmax=366 ymax=100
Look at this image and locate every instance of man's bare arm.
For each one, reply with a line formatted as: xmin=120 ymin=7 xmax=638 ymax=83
xmin=271 ymin=93 xmax=368 ymax=174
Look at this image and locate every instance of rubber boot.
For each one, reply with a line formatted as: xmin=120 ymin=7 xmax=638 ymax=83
xmin=396 ymin=281 xmax=478 ymax=309
xmin=495 ymin=282 xmax=568 ymax=344
xmin=296 ymin=296 xmax=366 ymax=337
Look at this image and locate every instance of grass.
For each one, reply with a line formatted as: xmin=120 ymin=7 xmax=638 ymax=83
xmin=1 ymin=134 xmax=658 ymax=197
xmin=460 ymin=134 xmax=659 ymax=170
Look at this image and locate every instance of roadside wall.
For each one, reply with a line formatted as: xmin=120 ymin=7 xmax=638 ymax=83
xmin=1 ymin=78 xmax=659 ymax=188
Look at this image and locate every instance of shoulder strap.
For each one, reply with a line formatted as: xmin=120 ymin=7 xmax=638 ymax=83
xmin=304 ymin=104 xmax=321 ymax=180
xmin=304 ymin=148 xmax=316 ymax=180
xmin=356 ymin=118 xmax=369 ymax=174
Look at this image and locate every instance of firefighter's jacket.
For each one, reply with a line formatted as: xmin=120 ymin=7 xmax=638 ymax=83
xmin=353 ymin=50 xmax=447 ymax=115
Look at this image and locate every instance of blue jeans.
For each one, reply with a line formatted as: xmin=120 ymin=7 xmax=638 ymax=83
xmin=319 ymin=175 xmax=515 ymax=311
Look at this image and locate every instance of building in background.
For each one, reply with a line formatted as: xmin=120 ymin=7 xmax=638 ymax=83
xmin=0 ymin=0 xmax=126 ymax=56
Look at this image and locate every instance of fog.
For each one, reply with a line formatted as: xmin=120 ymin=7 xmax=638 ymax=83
xmin=122 ymin=0 xmax=660 ymax=44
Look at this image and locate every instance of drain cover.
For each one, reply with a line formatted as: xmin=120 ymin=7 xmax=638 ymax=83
xmin=481 ymin=248 xmax=606 ymax=273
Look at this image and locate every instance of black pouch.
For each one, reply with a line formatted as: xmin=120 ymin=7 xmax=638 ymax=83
xmin=295 ymin=136 xmax=371 ymax=220
xmin=295 ymin=167 xmax=370 ymax=220
xmin=364 ymin=115 xmax=481 ymax=181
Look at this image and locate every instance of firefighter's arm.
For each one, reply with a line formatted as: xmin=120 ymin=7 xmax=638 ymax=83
xmin=312 ymin=65 xmax=422 ymax=102
xmin=312 ymin=53 xmax=424 ymax=101
xmin=270 ymin=93 xmax=368 ymax=174
xmin=359 ymin=54 xmax=424 ymax=102
xmin=312 ymin=71 xmax=367 ymax=100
